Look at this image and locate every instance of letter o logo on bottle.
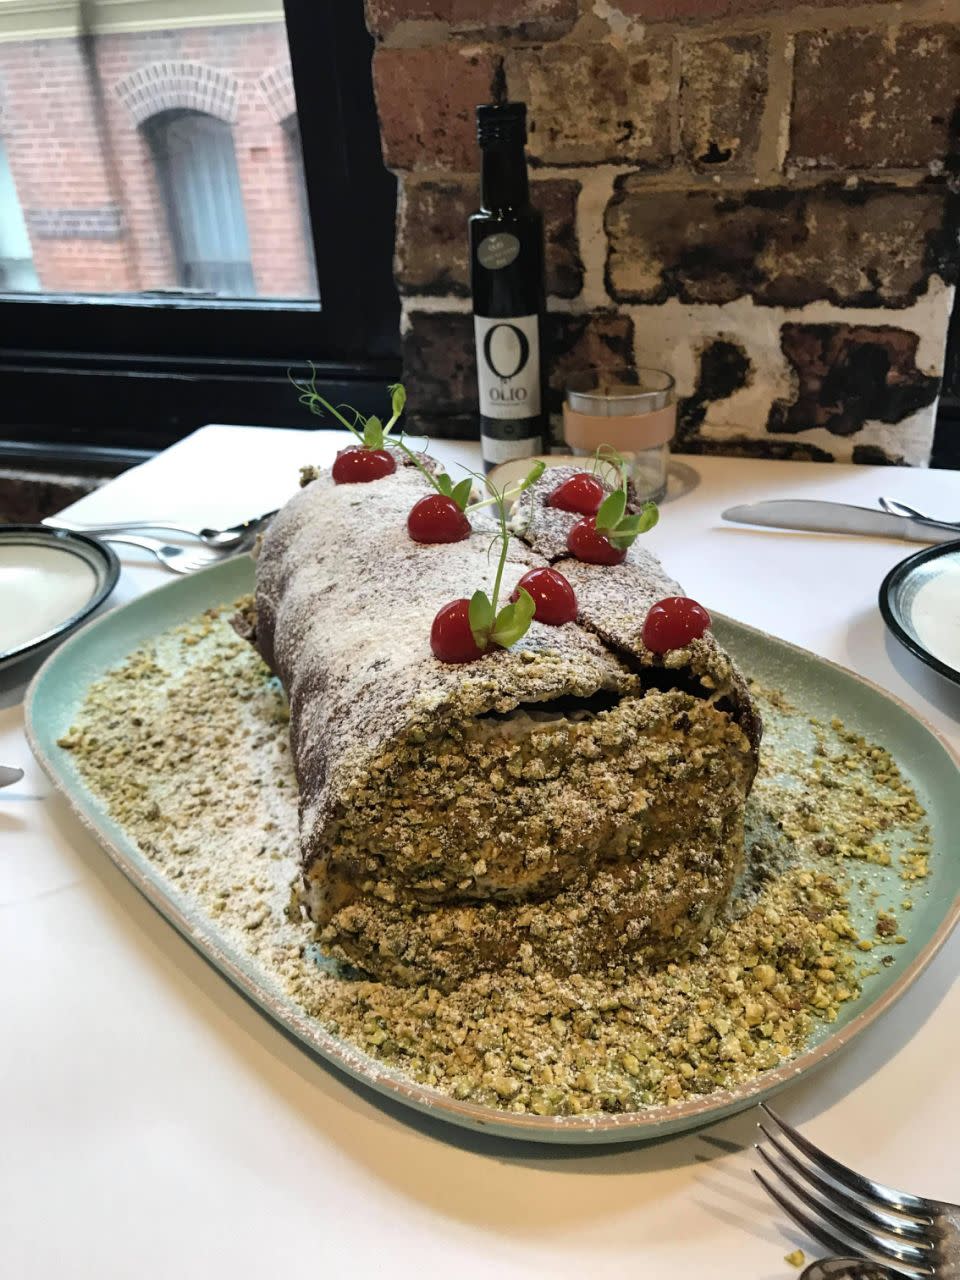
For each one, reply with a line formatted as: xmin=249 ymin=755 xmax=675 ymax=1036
xmin=483 ymin=323 xmax=530 ymax=383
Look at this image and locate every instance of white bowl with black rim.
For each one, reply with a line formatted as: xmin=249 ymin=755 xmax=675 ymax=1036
xmin=0 ymin=525 xmax=120 ymax=673
xmin=879 ymin=540 xmax=960 ymax=690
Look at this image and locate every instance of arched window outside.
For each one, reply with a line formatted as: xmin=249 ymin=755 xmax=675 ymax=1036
xmin=0 ymin=138 xmax=39 ymax=291
xmin=144 ymin=110 xmax=254 ymax=297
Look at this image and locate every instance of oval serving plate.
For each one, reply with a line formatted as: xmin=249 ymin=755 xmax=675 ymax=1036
xmin=879 ymin=540 xmax=960 ymax=689
xmin=25 ymin=558 xmax=960 ymax=1144
xmin=0 ymin=524 xmax=119 ymax=673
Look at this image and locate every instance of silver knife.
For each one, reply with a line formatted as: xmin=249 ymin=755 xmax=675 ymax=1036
xmin=0 ymin=766 xmax=24 ymax=788
xmin=722 ymin=500 xmax=960 ymax=543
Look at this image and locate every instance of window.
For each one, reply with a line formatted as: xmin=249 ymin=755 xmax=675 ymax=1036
xmin=0 ymin=0 xmax=400 ymax=456
xmin=283 ymin=116 xmax=318 ymax=298
xmin=0 ymin=21 xmax=318 ymax=303
xmin=145 ymin=111 xmax=255 ymax=297
xmin=0 ymin=137 xmax=39 ymax=291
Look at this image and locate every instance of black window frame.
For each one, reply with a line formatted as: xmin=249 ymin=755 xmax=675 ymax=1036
xmin=0 ymin=0 xmax=401 ymax=458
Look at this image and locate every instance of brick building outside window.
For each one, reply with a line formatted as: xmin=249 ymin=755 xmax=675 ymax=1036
xmin=0 ymin=0 xmax=316 ymax=300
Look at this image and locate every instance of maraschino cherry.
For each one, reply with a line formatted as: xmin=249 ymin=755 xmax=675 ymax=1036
xmin=405 ymin=458 xmax=545 ymax=546
xmin=511 ymin=567 xmax=578 ymax=625
xmin=431 ymin=488 xmax=538 ymax=664
xmin=642 ymin=597 xmax=711 ymax=653
xmin=295 ymin=379 xmax=406 ymax=481
xmin=408 ymin=494 xmax=471 ymax=544
xmin=331 ymin=446 xmax=396 ymax=485
xmin=564 ymin=458 xmax=659 ymax=566
xmin=548 ymin=472 xmax=606 ymax=516
xmin=430 ymin=599 xmax=487 ymax=663
xmin=567 ymin=518 xmax=626 ymax=565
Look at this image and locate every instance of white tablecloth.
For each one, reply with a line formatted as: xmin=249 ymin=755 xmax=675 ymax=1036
xmin=2 ymin=426 xmax=958 ymax=1280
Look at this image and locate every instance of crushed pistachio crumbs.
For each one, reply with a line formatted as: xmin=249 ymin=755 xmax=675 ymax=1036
xmin=57 ymin=605 xmax=931 ymax=1117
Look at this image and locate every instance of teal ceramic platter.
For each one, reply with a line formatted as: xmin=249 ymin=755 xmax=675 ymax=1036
xmin=25 ymin=557 xmax=960 ymax=1145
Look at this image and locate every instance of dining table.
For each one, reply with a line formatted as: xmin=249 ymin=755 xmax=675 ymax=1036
xmin=2 ymin=424 xmax=959 ymax=1280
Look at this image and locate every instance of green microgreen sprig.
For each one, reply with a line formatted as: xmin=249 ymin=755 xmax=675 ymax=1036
xmin=395 ymin=443 xmax=544 ymax=516
xmin=467 ymin=487 xmax=535 ymax=651
xmin=291 ymin=367 xmax=407 ymax=451
xmin=395 ymin=441 xmax=475 ymax=510
xmin=466 ymin=458 xmax=545 ymax=514
xmin=592 ymin=447 xmax=659 ymax=549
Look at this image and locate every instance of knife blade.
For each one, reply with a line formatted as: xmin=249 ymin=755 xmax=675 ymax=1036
xmin=0 ymin=765 xmax=24 ymax=788
xmin=722 ymin=500 xmax=960 ymax=543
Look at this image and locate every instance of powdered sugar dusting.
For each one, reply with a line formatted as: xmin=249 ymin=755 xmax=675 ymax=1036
xmin=515 ymin=467 xmax=760 ymax=748
xmin=247 ymin=457 xmax=764 ymax=984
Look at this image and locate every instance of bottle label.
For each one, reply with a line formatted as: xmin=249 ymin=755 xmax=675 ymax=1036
xmin=476 ymin=233 xmax=520 ymax=270
xmin=474 ymin=313 xmax=541 ymax=421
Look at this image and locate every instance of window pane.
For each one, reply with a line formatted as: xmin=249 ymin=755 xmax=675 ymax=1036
xmin=0 ymin=2 xmax=318 ymax=301
xmin=146 ymin=111 xmax=255 ymax=296
xmin=0 ymin=137 xmax=40 ymax=290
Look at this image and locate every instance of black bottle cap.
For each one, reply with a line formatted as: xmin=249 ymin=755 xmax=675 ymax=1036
xmin=476 ymin=102 xmax=527 ymax=148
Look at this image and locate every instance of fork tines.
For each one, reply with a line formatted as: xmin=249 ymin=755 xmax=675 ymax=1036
xmin=753 ymin=1104 xmax=938 ymax=1279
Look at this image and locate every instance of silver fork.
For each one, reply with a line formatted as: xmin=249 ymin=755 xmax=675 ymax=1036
xmin=754 ymin=1104 xmax=959 ymax=1279
xmin=878 ymin=498 xmax=960 ymax=534
xmin=46 ymin=509 xmax=277 ymax=549
xmin=104 ymin=533 xmax=225 ymax=574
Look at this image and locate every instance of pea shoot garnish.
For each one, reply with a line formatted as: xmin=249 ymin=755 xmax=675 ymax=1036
xmin=430 ymin=485 xmax=536 ymax=663
xmin=566 ymin=450 xmax=658 ymax=565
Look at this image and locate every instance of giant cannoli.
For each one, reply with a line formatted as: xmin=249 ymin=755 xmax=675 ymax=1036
xmin=249 ymin=457 xmax=761 ymax=990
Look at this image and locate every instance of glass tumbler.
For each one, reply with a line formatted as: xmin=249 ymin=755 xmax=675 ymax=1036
xmin=563 ymin=368 xmax=676 ymax=503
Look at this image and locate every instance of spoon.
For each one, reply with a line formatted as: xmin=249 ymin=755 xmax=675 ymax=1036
xmin=47 ymin=509 xmax=277 ymax=549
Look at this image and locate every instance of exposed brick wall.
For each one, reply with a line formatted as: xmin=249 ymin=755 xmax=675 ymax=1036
xmin=0 ymin=470 xmax=106 ymax=524
xmin=367 ymin=0 xmax=960 ymax=465
xmin=0 ymin=23 xmax=314 ymax=300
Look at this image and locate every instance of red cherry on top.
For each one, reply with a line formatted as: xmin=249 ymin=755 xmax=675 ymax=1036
xmin=642 ymin=597 xmax=711 ymax=654
xmin=408 ymin=494 xmax=471 ymax=544
xmin=332 ymin=446 xmax=396 ymax=484
xmin=431 ymin=598 xmax=487 ymax=664
xmin=511 ymin=567 xmax=577 ymax=626
xmin=567 ymin=518 xmax=625 ymax=566
xmin=548 ymin=472 xmax=606 ymax=516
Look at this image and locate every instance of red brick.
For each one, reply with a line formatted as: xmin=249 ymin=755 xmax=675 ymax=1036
xmin=790 ymin=25 xmax=960 ymax=170
xmin=545 ymin=312 xmax=635 ymax=412
xmin=680 ymin=35 xmax=767 ymax=173
xmin=366 ymin=0 xmax=577 ymax=40
xmin=611 ymin=0 xmax=848 ymax=17
xmin=506 ymin=39 xmax=673 ymax=167
xmin=373 ymin=46 xmax=498 ymax=171
xmin=402 ymin=311 xmax=477 ymax=436
xmin=769 ymin=324 xmax=940 ymax=436
xmin=674 ymin=435 xmax=838 ymax=462
xmin=605 ymin=183 xmax=949 ymax=308
xmin=0 ymin=473 xmax=107 ymax=525
xmin=396 ymin=176 xmax=581 ymax=297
